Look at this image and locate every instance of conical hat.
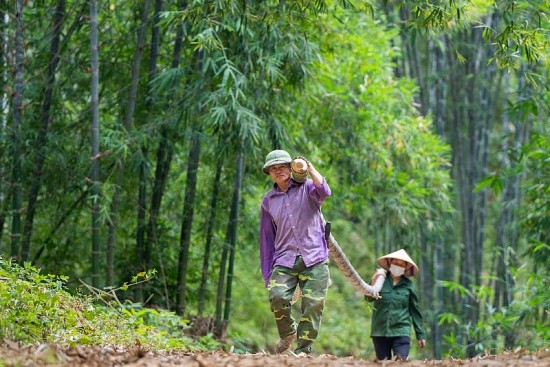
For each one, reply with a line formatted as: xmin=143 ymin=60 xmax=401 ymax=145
xmin=377 ymin=249 xmax=419 ymax=276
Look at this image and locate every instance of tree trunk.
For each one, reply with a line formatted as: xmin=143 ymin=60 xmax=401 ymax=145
xmin=215 ymin=159 xmax=235 ymax=335
xmin=493 ymin=66 xmax=531 ymax=350
xmin=174 ymin=38 xmax=206 ymax=315
xmin=223 ymin=144 xmax=244 ymax=322
xmin=419 ymin=225 xmax=433 ymax=355
xmin=106 ymin=0 xmax=151 ymax=294
xmin=0 ymin=195 xmax=8 ymax=248
xmin=446 ymin=21 xmax=499 ymax=356
xmin=10 ymin=0 xmax=25 ymax=261
xmin=176 ymin=130 xmax=201 ymax=315
xmin=445 ymin=31 xmax=476 ymax=357
xmin=432 ymin=236 xmax=443 ymax=359
xmin=431 ymin=38 xmax=447 ymax=359
xmin=89 ymin=0 xmax=101 ymax=288
xmin=145 ymin=0 xmax=187 ymax=309
xmin=432 ymin=36 xmax=447 ymax=136
xmin=133 ymin=0 xmax=163 ymax=297
xmin=382 ymin=1 xmax=402 ymax=78
xmin=0 ymin=2 xmax=8 ymax=248
xmin=198 ymin=157 xmax=224 ymax=316
xmin=146 ymin=123 xmax=174 ymax=306
xmin=21 ymin=0 xmax=66 ymax=262
xmin=138 ymin=0 xmax=163 ymax=269
xmin=398 ymin=5 xmax=428 ymax=116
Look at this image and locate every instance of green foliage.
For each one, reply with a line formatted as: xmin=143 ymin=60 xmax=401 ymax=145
xmin=521 ymin=129 xmax=550 ymax=268
xmin=404 ymin=0 xmax=549 ymax=70
xmin=474 ymin=103 xmax=549 ymax=271
xmin=474 ymin=174 xmax=505 ymax=195
xmin=296 ymin=9 xmax=454 ymax=239
xmin=438 ymin=267 xmax=550 ymax=358
xmin=490 ymin=0 xmax=550 ymax=68
xmin=0 ymin=257 xmax=218 ymax=351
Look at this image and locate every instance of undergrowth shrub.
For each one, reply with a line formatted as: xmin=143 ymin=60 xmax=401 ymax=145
xmin=0 ymin=257 xmax=217 ymax=351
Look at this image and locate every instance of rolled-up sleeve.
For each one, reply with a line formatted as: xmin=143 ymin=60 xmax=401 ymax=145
xmin=307 ymin=178 xmax=331 ymax=205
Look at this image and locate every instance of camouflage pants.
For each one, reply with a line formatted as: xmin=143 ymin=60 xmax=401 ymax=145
xmin=268 ymin=255 xmax=330 ymax=354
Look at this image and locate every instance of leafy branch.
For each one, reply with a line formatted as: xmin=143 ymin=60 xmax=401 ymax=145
xmin=79 ymin=270 xmax=157 ymax=311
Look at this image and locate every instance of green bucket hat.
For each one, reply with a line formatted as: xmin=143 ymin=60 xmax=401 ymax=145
xmin=262 ymin=150 xmax=292 ymax=174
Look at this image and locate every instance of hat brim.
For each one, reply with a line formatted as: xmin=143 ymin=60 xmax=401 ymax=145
xmin=377 ymin=249 xmax=419 ymax=276
xmin=262 ymin=159 xmax=291 ymax=174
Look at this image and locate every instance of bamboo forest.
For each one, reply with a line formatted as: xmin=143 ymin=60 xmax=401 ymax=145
xmin=0 ymin=0 xmax=548 ymax=364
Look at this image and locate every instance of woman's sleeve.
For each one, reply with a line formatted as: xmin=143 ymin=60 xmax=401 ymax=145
xmin=371 ymin=269 xmax=387 ymax=292
xmin=365 ymin=271 xmax=387 ymax=302
xmin=409 ymin=284 xmax=426 ymax=340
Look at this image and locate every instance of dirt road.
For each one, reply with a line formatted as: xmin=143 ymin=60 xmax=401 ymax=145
xmin=1 ymin=342 xmax=548 ymax=367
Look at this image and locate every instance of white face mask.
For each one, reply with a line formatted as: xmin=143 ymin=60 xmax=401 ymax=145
xmin=389 ymin=264 xmax=405 ymax=277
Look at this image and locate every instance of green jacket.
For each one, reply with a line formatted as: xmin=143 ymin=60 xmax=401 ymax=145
xmin=366 ymin=275 xmax=426 ymax=340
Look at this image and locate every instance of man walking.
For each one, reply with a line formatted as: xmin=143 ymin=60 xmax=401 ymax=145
xmin=259 ymin=149 xmax=332 ymax=355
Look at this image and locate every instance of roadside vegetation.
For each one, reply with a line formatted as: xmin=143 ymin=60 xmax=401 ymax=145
xmin=0 ymin=257 xmax=219 ymax=352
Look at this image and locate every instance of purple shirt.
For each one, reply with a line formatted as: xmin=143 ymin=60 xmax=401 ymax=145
xmin=259 ymin=178 xmax=331 ymax=287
